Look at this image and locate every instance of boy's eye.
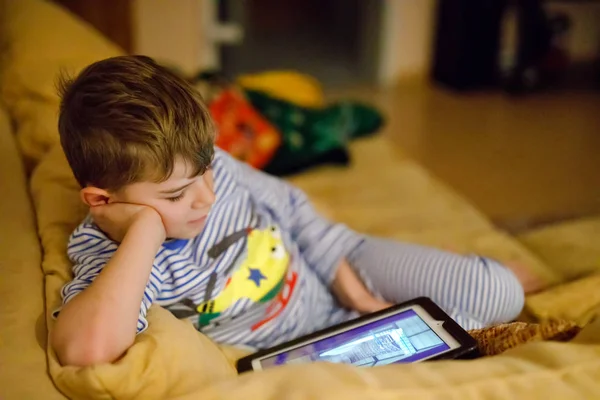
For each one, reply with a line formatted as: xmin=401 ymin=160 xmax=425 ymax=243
xmin=167 ymin=192 xmax=185 ymax=202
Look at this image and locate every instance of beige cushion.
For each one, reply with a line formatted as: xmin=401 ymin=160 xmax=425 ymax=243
xmin=0 ymin=0 xmax=122 ymax=170
xmin=0 ymin=105 xmax=65 ymax=399
xmin=526 ymin=273 xmax=600 ymax=326
xmin=518 ymin=216 xmax=600 ymax=282
xmin=289 ymin=137 xmax=495 ymax=234
xmin=31 ymin=141 xmax=600 ymax=400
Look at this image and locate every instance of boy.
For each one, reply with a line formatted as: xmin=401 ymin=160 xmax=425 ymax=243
xmin=51 ymin=56 xmax=525 ymax=367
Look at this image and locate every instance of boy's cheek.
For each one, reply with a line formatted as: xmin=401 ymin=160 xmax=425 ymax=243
xmin=157 ymin=211 xmax=186 ymax=235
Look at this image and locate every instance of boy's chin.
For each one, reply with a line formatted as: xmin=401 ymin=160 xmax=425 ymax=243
xmin=167 ymin=225 xmax=205 ymax=240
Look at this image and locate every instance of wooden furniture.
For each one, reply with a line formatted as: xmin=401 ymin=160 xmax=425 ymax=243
xmin=52 ymin=0 xmax=133 ymax=52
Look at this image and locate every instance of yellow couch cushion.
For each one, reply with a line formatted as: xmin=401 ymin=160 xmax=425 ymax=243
xmin=0 ymin=106 xmax=65 ymax=399
xmin=30 ymin=141 xmax=600 ymax=400
xmin=526 ymin=273 xmax=600 ymax=326
xmin=186 ymin=320 xmax=600 ymax=400
xmin=518 ymin=216 xmax=600 ymax=282
xmin=290 ymin=138 xmax=494 ymax=234
xmin=0 ymin=0 xmax=122 ymax=169
xmin=517 ymin=217 xmax=600 ymax=319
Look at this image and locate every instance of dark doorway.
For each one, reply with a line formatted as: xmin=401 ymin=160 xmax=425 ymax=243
xmin=219 ymin=0 xmax=383 ymax=88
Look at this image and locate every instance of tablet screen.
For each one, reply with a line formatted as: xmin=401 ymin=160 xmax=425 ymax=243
xmin=256 ymin=307 xmax=459 ymax=369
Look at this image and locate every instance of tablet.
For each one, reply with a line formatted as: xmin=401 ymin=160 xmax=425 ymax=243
xmin=237 ymin=297 xmax=478 ymax=372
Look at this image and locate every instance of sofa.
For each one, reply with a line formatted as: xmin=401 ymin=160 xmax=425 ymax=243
xmin=1 ymin=1 xmax=600 ymax=399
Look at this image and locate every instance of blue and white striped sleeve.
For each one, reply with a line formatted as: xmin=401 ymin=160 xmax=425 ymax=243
xmin=56 ymin=220 xmax=162 ymax=334
xmin=222 ymin=151 xmax=362 ymax=285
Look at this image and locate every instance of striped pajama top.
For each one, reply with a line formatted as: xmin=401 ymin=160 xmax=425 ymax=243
xmin=59 ymin=148 xmax=363 ymax=348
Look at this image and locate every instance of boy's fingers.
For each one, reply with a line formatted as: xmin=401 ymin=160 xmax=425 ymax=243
xmin=372 ymin=300 xmax=393 ymax=312
xmin=359 ymin=297 xmax=393 ymax=314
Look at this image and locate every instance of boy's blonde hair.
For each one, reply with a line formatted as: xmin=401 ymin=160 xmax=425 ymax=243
xmin=58 ymin=55 xmax=215 ymax=190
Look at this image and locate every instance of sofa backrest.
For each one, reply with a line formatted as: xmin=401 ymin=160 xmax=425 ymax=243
xmin=0 ymin=0 xmax=123 ymax=172
xmin=0 ymin=104 xmax=66 ymax=399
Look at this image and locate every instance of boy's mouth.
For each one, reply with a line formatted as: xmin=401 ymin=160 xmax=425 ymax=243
xmin=188 ymin=215 xmax=207 ymax=226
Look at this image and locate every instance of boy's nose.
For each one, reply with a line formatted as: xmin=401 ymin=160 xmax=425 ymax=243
xmin=192 ymin=181 xmax=215 ymax=208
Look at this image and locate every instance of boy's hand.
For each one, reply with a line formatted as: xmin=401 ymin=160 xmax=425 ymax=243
xmin=91 ymin=203 xmax=165 ymax=243
xmin=53 ymin=204 xmax=166 ymax=366
xmin=331 ymin=259 xmax=392 ymax=314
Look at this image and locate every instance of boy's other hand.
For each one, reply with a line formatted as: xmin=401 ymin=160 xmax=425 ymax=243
xmin=91 ymin=203 xmax=166 ymax=243
xmin=331 ymin=259 xmax=392 ymax=314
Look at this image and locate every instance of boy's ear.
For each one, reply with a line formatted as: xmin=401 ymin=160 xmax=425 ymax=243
xmin=80 ymin=187 xmax=112 ymax=207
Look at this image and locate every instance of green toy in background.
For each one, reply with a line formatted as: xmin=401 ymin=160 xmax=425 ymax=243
xmin=244 ymin=89 xmax=385 ymax=176
xmin=190 ymin=70 xmax=385 ymax=176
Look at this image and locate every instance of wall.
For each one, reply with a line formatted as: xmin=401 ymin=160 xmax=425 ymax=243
xmin=378 ymin=1 xmax=600 ymax=86
xmin=134 ymin=0 xmax=439 ymax=86
xmin=132 ymin=0 xmax=203 ymax=76
xmin=132 ymin=0 xmax=436 ymax=85
xmin=377 ymin=0 xmax=437 ymax=85
xmin=546 ymin=2 xmax=600 ymax=62
xmin=53 ymin=0 xmax=132 ymax=52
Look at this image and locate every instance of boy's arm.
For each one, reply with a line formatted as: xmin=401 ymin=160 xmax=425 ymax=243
xmin=222 ymin=151 xmax=361 ymax=285
xmin=51 ymin=208 xmax=165 ymax=367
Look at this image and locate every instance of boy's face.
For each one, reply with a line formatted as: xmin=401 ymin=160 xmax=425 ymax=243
xmin=113 ymin=157 xmax=215 ymax=239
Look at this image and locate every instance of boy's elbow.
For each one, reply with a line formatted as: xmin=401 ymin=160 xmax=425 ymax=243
xmin=51 ymin=328 xmax=126 ymax=367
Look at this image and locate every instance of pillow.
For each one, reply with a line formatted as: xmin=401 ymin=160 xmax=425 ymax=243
xmin=0 ymin=0 xmax=122 ymax=169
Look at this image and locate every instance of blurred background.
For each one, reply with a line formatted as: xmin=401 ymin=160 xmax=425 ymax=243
xmin=31 ymin=0 xmax=600 ymax=231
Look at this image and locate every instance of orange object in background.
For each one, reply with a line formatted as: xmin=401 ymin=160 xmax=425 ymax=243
xmin=210 ymin=89 xmax=281 ymax=169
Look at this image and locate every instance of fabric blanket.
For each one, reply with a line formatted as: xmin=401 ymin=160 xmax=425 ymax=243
xmin=29 ymin=142 xmax=600 ymax=400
